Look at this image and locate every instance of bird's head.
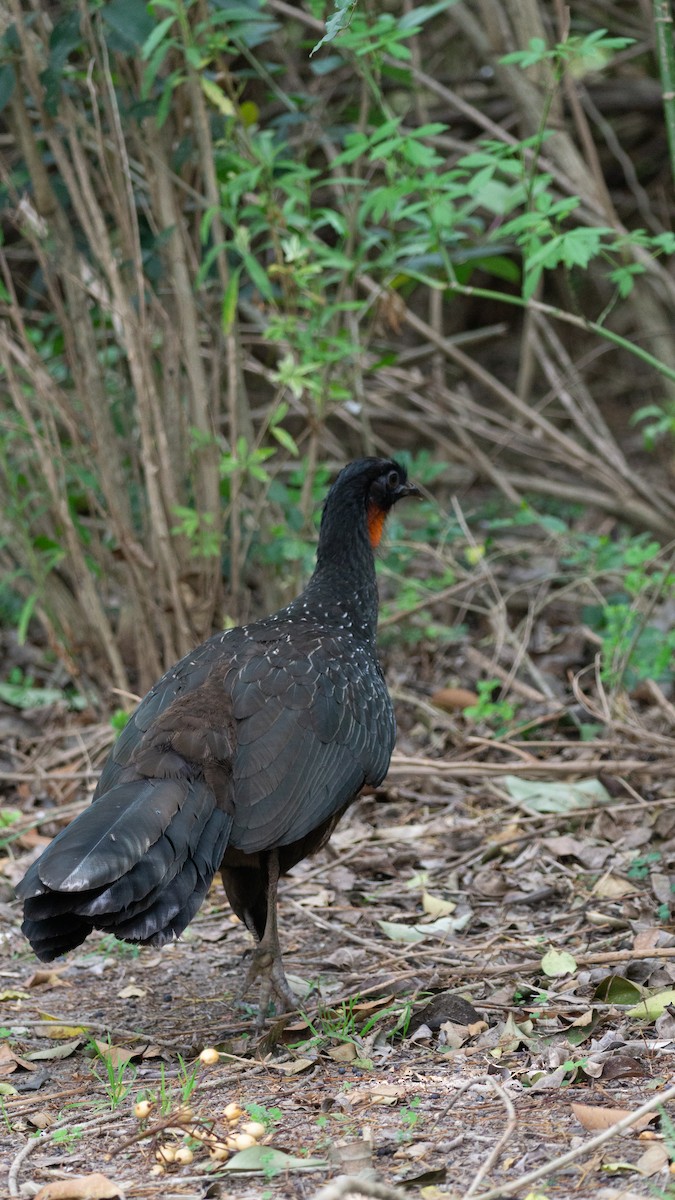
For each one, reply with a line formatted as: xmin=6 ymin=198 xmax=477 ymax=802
xmin=323 ymin=457 xmax=421 ymax=549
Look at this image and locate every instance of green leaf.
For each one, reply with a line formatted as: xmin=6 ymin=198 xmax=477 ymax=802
xmin=241 ymin=252 xmax=274 ymax=302
xmin=502 ymin=776 xmax=612 ymax=814
xmin=221 ymin=268 xmax=240 ymax=334
xmin=311 ymin=0 xmax=357 ymax=56
xmin=541 ymin=949 xmax=577 ymax=977
xmin=0 ymin=64 xmax=16 ymax=114
xmin=378 ymin=920 xmax=426 ymax=944
xmin=472 ymin=254 xmax=520 ymax=284
xmin=16 ymin=592 xmax=38 ymax=644
xmin=565 ymin=1011 xmax=602 ymax=1045
xmin=0 ymin=682 xmax=64 ymax=709
xmin=309 ymin=53 xmax=344 ymax=76
xmin=398 ymin=0 xmax=459 ymax=31
xmin=271 ymin=426 xmax=299 ymax=456
xmin=141 ymin=36 xmax=176 ymax=96
xmin=522 ymin=261 xmax=543 ymax=302
xmin=653 ymin=232 xmax=675 ymax=253
xmin=269 ymin=402 xmax=289 ymax=426
xmin=501 ymin=37 xmax=550 ymax=68
xmin=593 ymin=975 xmax=643 ymax=1005
xmin=224 ymin=1146 xmax=328 ymax=1172
xmin=201 ymin=77 xmax=236 ymax=116
xmin=608 ymin=263 xmax=644 ymax=298
xmin=140 ymin=15 xmax=176 ymax=61
xmin=628 ymin=989 xmax=675 ymax=1022
xmin=24 ymin=1038 xmax=83 ymax=1061
xmin=378 ymin=914 xmax=471 ymax=944
xmin=101 ymin=0 xmax=155 ymax=50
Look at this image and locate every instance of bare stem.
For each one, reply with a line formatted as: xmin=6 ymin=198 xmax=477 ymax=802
xmin=653 ymin=0 xmax=675 ymax=189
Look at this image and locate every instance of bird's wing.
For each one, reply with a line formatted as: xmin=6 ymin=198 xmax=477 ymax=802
xmin=95 ymin=631 xmax=231 ymax=796
xmin=227 ymin=627 xmax=395 ymax=853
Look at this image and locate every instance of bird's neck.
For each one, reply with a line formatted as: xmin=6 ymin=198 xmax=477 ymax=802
xmin=296 ymin=518 xmax=380 ymax=642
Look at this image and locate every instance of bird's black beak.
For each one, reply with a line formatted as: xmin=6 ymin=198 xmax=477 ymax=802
xmin=394 ymin=480 xmax=422 ymax=502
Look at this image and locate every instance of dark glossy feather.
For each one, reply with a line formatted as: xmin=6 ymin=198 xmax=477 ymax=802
xmin=16 ymin=458 xmax=416 ymax=992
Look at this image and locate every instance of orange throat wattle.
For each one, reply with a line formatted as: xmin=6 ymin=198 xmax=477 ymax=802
xmin=367 ymin=502 xmax=387 ymax=548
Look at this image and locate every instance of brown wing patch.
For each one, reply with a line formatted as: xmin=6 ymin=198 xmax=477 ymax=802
xmin=131 ymin=678 xmax=236 ymax=808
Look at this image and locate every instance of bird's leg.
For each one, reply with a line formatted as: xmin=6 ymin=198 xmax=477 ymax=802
xmin=238 ymin=849 xmax=297 ymax=1023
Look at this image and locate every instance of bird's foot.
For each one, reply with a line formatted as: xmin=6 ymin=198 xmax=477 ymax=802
xmin=238 ymin=945 xmax=298 ymax=1029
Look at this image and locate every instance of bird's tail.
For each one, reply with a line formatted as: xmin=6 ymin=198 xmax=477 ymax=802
xmin=16 ymin=776 xmax=232 ymax=961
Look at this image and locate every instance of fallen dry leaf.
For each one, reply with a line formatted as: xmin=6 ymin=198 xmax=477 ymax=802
xmin=570 ymin=1008 xmax=596 ymax=1027
xmin=294 ymin=887 xmax=334 ymax=908
xmin=117 ymin=984 xmax=146 ymax=999
xmin=633 ymin=927 xmax=665 ymax=953
xmin=0 ymin=1044 xmax=35 ymax=1074
xmin=371 ymin=1083 xmax=407 ymax=1104
xmin=439 ymin=1020 xmax=469 ymax=1048
xmin=595 ymin=1190 xmax=657 ymax=1200
xmin=470 ymin=867 xmax=508 ymax=898
xmin=327 ymin=1042 xmax=357 ymax=1062
xmin=431 ymin=686 xmax=479 ymax=711
xmin=196 ymin=925 xmax=228 ymax=942
xmin=28 ymin=1109 xmax=56 ymax=1129
xmin=25 ymin=969 xmax=71 ymax=989
xmin=636 ymin=1142 xmax=670 ymax=1176
xmin=422 ymin=890 xmax=455 ymax=917
xmin=571 ymin=1102 xmax=656 ymax=1134
xmin=543 ymin=834 xmax=612 ymax=869
xmin=25 ymin=1038 xmax=83 ymax=1062
xmin=651 ymin=873 xmax=672 ymax=905
xmin=351 ymin=995 xmax=396 ymax=1014
xmin=599 ymin=1055 xmax=645 ymax=1081
xmin=35 ymin=1014 xmax=88 ymax=1038
xmin=592 ymin=873 xmax=638 ymax=899
xmin=269 ymin=1057 xmax=315 ymax=1075
xmin=33 ymin=1173 xmax=123 ymax=1199
xmin=343 ymin=1084 xmax=404 ymax=1108
xmin=92 ymin=1040 xmax=135 ymax=1067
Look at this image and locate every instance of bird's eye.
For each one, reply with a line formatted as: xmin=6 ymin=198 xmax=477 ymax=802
xmin=387 ymin=469 xmax=400 ymax=489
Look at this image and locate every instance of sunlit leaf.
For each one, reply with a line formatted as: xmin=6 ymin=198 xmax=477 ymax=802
xmin=223 ymin=1145 xmax=328 ymax=1172
xmin=502 ymin=776 xmax=611 ymax=814
xmin=541 ymin=949 xmax=577 ymax=977
xmin=628 ymin=990 xmax=675 ymax=1022
xmin=378 ymin=920 xmax=426 ymax=944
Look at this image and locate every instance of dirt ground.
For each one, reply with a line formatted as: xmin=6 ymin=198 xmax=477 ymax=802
xmin=2 ymin=687 xmax=675 ymax=1200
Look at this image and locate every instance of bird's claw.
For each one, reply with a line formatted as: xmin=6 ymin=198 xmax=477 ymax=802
xmin=238 ymin=944 xmax=298 ymax=1029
